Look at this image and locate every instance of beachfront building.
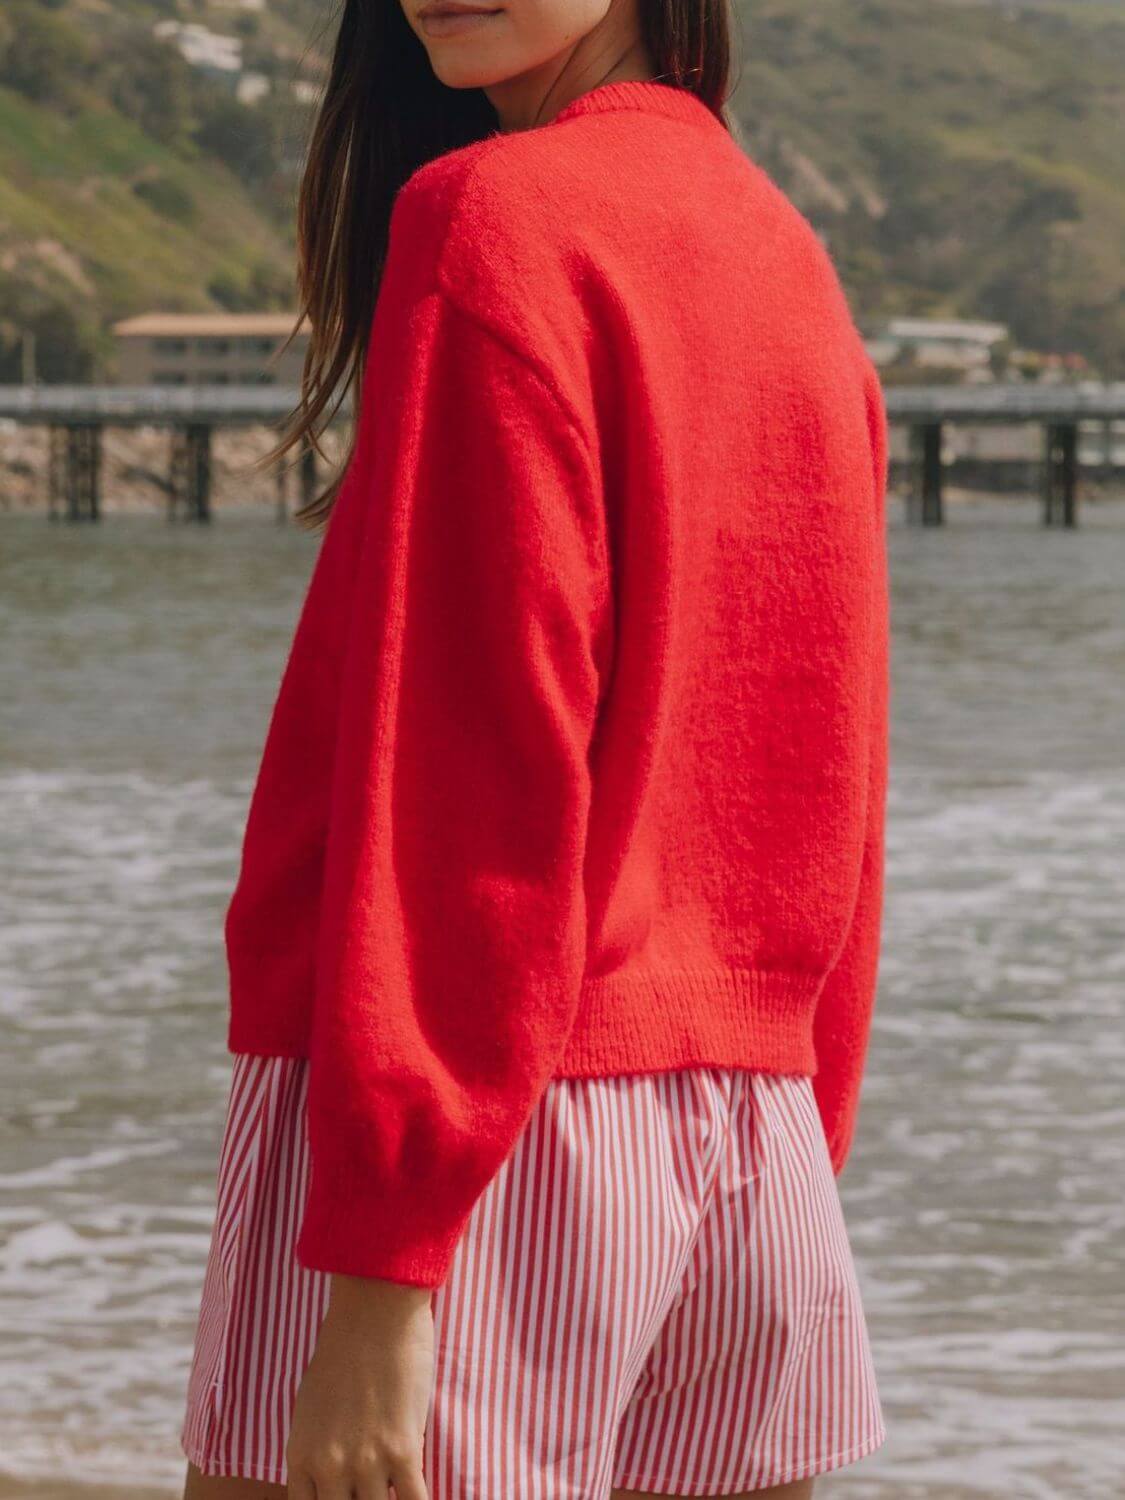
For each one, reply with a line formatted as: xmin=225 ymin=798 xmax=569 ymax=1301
xmin=111 ymin=313 xmax=309 ymax=387
xmin=152 ymin=20 xmax=243 ymax=85
xmin=864 ymin=317 xmax=1011 ymax=378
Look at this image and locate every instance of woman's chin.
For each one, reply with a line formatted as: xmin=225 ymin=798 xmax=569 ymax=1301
xmin=421 ymin=39 xmax=514 ymax=90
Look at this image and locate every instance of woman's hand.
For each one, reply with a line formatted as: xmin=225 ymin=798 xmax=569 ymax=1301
xmin=286 ymin=1273 xmax=435 ymax=1500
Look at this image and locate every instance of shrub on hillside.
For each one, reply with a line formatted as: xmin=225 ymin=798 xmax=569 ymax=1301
xmin=0 ymin=2 xmax=90 ymax=109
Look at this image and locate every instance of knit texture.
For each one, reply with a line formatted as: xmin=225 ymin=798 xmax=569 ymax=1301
xmin=223 ymin=80 xmax=891 ymax=1288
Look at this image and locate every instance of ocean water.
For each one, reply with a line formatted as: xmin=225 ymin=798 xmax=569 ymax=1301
xmin=1 ymin=494 xmax=1123 ymax=1497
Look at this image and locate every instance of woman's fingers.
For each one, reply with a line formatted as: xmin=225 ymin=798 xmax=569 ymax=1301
xmin=299 ymin=1459 xmax=351 ymax=1500
xmin=286 ymin=1448 xmax=350 ymax=1500
xmin=287 ymin=1440 xmax=428 ymax=1499
xmin=285 ymin=1468 xmax=316 ymax=1500
xmin=348 ymin=1452 xmax=391 ymax=1500
xmin=287 ymin=1453 xmax=424 ymax=1500
xmin=387 ymin=1463 xmax=429 ymax=1500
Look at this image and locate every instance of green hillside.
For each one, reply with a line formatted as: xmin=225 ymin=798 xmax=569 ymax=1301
xmin=0 ymin=0 xmax=325 ymax=379
xmin=0 ymin=0 xmax=1122 ymax=379
xmin=730 ymin=0 xmax=1125 ymax=375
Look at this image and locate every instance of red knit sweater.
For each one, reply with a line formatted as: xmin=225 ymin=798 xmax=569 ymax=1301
xmin=224 ymin=79 xmax=891 ymax=1288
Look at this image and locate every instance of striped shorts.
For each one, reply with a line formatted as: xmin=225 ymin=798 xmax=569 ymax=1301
xmin=181 ymin=1057 xmax=886 ymax=1496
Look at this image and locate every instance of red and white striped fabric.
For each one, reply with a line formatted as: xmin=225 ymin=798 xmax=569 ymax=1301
xmin=182 ymin=1057 xmax=886 ymax=1495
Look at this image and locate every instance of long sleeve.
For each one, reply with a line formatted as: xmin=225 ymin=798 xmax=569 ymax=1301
xmin=811 ymin=360 xmax=891 ymax=1175
xmin=293 ymin=282 xmax=611 ymax=1287
xmin=223 ymin=446 xmax=373 ymax=1057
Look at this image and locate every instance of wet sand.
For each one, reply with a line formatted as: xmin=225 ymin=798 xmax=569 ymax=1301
xmin=0 ymin=1483 xmax=176 ymax=1500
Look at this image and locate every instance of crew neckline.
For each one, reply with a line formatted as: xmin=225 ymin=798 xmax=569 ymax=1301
xmin=548 ymin=79 xmax=720 ymax=131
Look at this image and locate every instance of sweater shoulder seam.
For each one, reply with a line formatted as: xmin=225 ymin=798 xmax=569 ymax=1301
xmin=431 ymin=281 xmax=611 ymax=611
xmin=411 ymin=142 xmax=596 ymax=471
xmin=433 ymin=274 xmax=596 ymax=470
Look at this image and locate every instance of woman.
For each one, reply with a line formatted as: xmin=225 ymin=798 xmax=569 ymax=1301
xmin=180 ymin=0 xmax=891 ymax=1492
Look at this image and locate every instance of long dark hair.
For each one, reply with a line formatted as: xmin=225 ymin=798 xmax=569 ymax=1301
xmin=274 ymin=0 xmax=735 ymax=530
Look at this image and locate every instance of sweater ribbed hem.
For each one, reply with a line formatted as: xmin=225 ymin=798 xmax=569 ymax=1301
xmin=552 ymin=966 xmax=823 ymax=1080
xmin=227 ymin=965 xmax=826 ymax=1077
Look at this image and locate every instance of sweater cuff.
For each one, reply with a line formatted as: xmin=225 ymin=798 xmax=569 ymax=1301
xmin=294 ymin=1157 xmax=465 ymax=1290
xmin=824 ymin=1117 xmax=853 ymax=1178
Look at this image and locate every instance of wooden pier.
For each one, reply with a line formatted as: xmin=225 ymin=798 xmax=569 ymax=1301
xmin=1 ymin=381 xmax=1123 ymax=526
xmin=888 ymin=383 xmax=1124 ymax=527
xmin=0 ymin=385 xmax=321 ymax=523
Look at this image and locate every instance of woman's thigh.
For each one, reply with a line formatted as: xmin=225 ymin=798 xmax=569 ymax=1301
xmin=612 ymin=1480 xmax=814 ymax=1500
xmin=181 ymin=1463 xmax=814 ymax=1500
xmin=182 ymin=1460 xmax=285 ymax=1498
xmin=181 ymin=1462 xmax=816 ymax=1500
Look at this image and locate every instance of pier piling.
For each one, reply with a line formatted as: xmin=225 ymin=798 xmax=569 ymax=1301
xmin=47 ymin=424 xmax=102 ymax=521
xmin=1042 ymin=422 xmax=1078 ymax=527
xmin=169 ymin=424 xmax=213 ymax=522
xmin=907 ymin=421 xmax=944 ymax=526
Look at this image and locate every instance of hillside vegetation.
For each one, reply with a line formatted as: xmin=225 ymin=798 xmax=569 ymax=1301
xmin=0 ymin=0 xmax=1122 ymax=379
xmin=731 ymin=0 xmax=1125 ymax=374
xmin=0 ymin=0 xmax=326 ymax=379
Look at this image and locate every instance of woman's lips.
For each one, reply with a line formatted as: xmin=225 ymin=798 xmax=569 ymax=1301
xmin=418 ymin=4 xmax=502 ymax=37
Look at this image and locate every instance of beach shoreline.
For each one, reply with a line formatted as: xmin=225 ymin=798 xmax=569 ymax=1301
xmin=0 ymin=1479 xmax=177 ymax=1500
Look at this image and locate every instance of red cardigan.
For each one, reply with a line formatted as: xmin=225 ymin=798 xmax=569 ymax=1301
xmin=224 ymin=79 xmax=891 ymax=1288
